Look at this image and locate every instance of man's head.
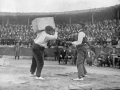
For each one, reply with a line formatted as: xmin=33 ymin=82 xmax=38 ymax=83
xmin=79 ymin=22 xmax=85 ymax=29
xmin=45 ymin=26 xmax=54 ymax=35
xmin=78 ymin=22 xmax=86 ymax=32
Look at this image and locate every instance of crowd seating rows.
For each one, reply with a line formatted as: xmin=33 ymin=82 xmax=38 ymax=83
xmin=0 ymin=19 xmax=119 ymax=45
xmin=57 ymin=19 xmax=120 ymax=40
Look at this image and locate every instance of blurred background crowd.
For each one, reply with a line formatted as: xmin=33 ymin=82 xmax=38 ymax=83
xmin=0 ymin=24 xmax=35 ymax=46
xmin=0 ymin=19 xmax=119 ymax=47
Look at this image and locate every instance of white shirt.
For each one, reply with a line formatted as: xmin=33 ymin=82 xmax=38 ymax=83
xmin=72 ymin=31 xmax=85 ymax=46
xmin=34 ymin=31 xmax=58 ymax=48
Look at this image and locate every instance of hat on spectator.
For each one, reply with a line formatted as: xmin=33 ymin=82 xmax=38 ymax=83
xmin=32 ymin=17 xmax=55 ymax=33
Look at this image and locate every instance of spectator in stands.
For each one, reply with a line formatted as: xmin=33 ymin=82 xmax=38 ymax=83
xmin=97 ymin=50 xmax=107 ymax=67
xmin=86 ymin=47 xmax=95 ymax=66
xmin=54 ymin=45 xmax=59 ymax=61
xmin=58 ymin=46 xmax=67 ymax=64
xmin=108 ymin=47 xmax=118 ymax=67
xmin=0 ymin=19 xmax=119 ymax=47
xmin=65 ymin=46 xmax=73 ymax=64
xmin=72 ymin=47 xmax=77 ymax=65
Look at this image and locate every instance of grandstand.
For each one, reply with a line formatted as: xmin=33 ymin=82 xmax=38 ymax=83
xmin=0 ymin=4 xmax=120 ymax=57
xmin=0 ymin=4 xmax=119 ymax=24
xmin=0 ymin=1 xmax=120 ymax=89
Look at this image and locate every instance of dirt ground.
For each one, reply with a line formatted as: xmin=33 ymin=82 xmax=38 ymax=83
xmin=0 ymin=57 xmax=120 ymax=90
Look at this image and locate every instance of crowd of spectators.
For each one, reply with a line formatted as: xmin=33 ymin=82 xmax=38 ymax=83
xmin=57 ymin=19 xmax=120 ymax=41
xmin=0 ymin=19 xmax=119 ymax=46
xmin=0 ymin=24 xmax=35 ymax=46
xmin=56 ymin=19 xmax=120 ymax=46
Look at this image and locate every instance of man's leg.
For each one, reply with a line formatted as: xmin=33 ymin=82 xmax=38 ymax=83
xmin=33 ymin=51 xmax=44 ymax=77
xmin=77 ymin=61 xmax=87 ymax=77
xmin=30 ymin=56 xmax=37 ymax=75
xmin=77 ymin=50 xmax=85 ymax=77
xmin=77 ymin=59 xmax=84 ymax=78
xmin=74 ymin=56 xmax=76 ymax=65
xmin=18 ymin=56 xmax=19 ymax=60
xmin=118 ymin=59 xmax=120 ymax=69
xmin=15 ymin=52 xmax=17 ymax=60
xmin=57 ymin=54 xmax=59 ymax=61
xmin=58 ymin=56 xmax=61 ymax=64
xmin=18 ymin=52 xmax=20 ymax=60
xmin=100 ymin=61 xmax=102 ymax=67
xmin=106 ymin=58 xmax=110 ymax=67
xmin=77 ymin=64 xmax=84 ymax=78
xmin=115 ymin=58 xmax=118 ymax=67
xmin=54 ymin=54 xmax=57 ymax=61
xmin=72 ymin=56 xmax=74 ymax=65
xmin=15 ymin=56 xmax=16 ymax=60
xmin=83 ymin=64 xmax=87 ymax=75
xmin=65 ymin=56 xmax=67 ymax=64
xmin=83 ymin=58 xmax=87 ymax=75
xmin=92 ymin=57 xmax=95 ymax=66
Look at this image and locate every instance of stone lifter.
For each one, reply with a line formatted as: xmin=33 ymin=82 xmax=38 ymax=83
xmin=30 ymin=17 xmax=58 ymax=80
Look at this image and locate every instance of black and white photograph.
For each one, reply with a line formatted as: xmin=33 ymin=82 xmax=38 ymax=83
xmin=0 ymin=0 xmax=120 ymax=90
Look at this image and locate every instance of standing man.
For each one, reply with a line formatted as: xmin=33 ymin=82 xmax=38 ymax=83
xmin=54 ymin=44 xmax=59 ymax=61
xmin=58 ymin=46 xmax=67 ymax=64
xmin=30 ymin=17 xmax=58 ymax=80
xmin=86 ymin=47 xmax=95 ymax=66
xmin=70 ymin=23 xmax=88 ymax=80
xmin=14 ymin=42 xmax=21 ymax=60
xmin=72 ymin=47 xmax=77 ymax=65
xmin=65 ymin=46 xmax=73 ymax=64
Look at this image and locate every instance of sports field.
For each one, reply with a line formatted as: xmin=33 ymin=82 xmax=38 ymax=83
xmin=0 ymin=57 xmax=120 ymax=90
